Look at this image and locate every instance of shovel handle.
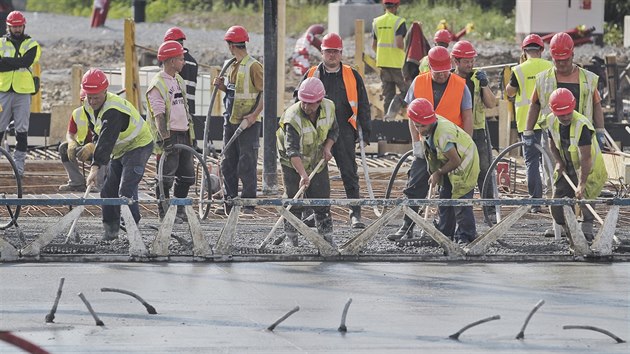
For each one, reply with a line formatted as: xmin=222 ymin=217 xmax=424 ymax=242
xmin=561 ymin=171 xmax=603 ymax=225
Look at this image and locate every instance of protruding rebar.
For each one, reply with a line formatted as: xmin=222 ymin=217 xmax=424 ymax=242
xmin=267 ymin=306 xmax=300 ymax=331
xmin=77 ymin=292 xmax=104 ymax=326
xmin=337 ymin=298 xmax=353 ymax=333
xmin=101 ymin=287 xmax=157 ymax=314
xmin=516 ymin=299 xmax=545 ymax=340
xmin=44 ymin=277 xmax=65 ymax=323
xmin=449 ymin=315 xmax=501 ymax=340
xmin=563 ymin=325 xmax=626 ymax=343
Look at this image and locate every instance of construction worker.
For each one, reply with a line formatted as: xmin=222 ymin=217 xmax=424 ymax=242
xmin=417 ymin=29 xmax=452 ymax=74
xmin=213 ymin=25 xmax=263 ymax=215
xmin=290 ymin=24 xmax=325 ymax=76
xmin=58 ymin=89 xmax=106 ymax=192
xmin=386 ymin=45 xmax=473 ymax=242
xmin=82 ymin=68 xmax=154 ymax=241
xmin=0 ymin=11 xmax=41 ymax=177
xmin=300 ymin=32 xmax=371 ymax=229
xmin=451 ymin=40 xmax=497 ymax=221
xmin=545 ymin=88 xmax=607 ymax=241
xmin=163 ymin=27 xmax=198 ymax=115
xmin=506 ymin=34 xmax=554 ymax=213
xmin=277 ymin=77 xmax=338 ymax=246
xmin=146 ymin=41 xmax=196 ymax=224
xmin=402 ymin=22 xmax=431 ymax=84
xmin=372 ymin=0 xmax=408 ymax=120
xmin=408 ymin=98 xmax=479 ymax=244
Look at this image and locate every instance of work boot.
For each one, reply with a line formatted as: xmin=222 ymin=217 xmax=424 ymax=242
xmin=351 ymin=216 xmax=366 ymax=229
xmin=387 ymin=220 xmax=414 ymax=241
xmin=175 ymin=206 xmax=187 ymax=224
xmin=316 ymin=213 xmax=335 ymax=246
xmin=544 ymin=227 xmax=566 ymax=238
xmin=102 ymin=222 xmax=120 ymax=241
xmin=581 ymin=221 xmax=594 ymax=242
xmin=58 ymin=183 xmax=87 ymax=192
xmin=285 ymin=231 xmax=299 ymax=247
xmin=13 ymin=150 xmax=27 ymax=177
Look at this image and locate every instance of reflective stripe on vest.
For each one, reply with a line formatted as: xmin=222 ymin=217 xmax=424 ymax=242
xmin=277 ymin=99 xmax=335 ymax=174
xmin=0 ymin=37 xmax=41 ymax=93
xmin=307 ymin=64 xmax=359 ymax=130
xmin=469 ymin=71 xmax=486 ymax=130
xmin=413 ymin=72 xmax=465 ymax=128
xmin=230 ymin=54 xmax=262 ymax=124
xmin=73 ymin=106 xmax=90 ymax=145
xmin=547 ymin=111 xmax=607 ymax=199
xmin=424 ymin=116 xmax=480 ymax=199
xmin=511 ymin=58 xmax=553 ymax=132
xmin=372 ymin=12 xmax=406 ymax=68
xmin=84 ymin=93 xmax=153 ymax=159
xmin=536 ymin=66 xmax=598 ymax=125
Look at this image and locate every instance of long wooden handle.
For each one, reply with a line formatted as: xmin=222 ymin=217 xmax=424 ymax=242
xmin=561 ymin=171 xmax=604 ymax=225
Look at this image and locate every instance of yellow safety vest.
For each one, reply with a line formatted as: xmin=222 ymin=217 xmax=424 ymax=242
xmin=372 ymin=12 xmax=406 ymax=69
xmin=469 ymin=71 xmax=486 ymax=130
xmin=424 ymin=116 xmax=480 ymax=199
xmin=0 ymin=37 xmax=41 ymax=93
xmin=83 ymin=92 xmax=153 ymax=159
xmin=418 ymin=56 xmax=430 ymax=74
xmin=277 ymin=99 xmax=336 ymax=174
xmin=229 ymin=54 xmax=262 ymax=124
xmin=511 ymin=58 xmax=553 ymax=132
xmin=145 ymin=72 xmax=195 ymax=153
xmin=535 ymin=66 xmax=598 ymax=128
xmin=72 ymin=106 xmax=91 ymax=145
xmin=547 ymin=111 xmax=607 ymax=199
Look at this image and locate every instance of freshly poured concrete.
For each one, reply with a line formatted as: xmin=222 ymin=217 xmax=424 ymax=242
xmin=1 ymin=262 xmax=629 ymax=353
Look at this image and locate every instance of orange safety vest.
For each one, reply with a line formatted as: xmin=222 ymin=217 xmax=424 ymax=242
xmin=307 ymin=64 xmax=359 ymax=130
xmin=413 ymin=72 xmax=465 ymax=128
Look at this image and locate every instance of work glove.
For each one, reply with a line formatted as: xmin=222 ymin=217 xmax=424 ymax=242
xmin=475 ymin=70 xmax=489 ymax=87
xmin=595 ymin=128 xmax=607 ymax=151
xmin=160 ymin=137 xmax=174 ymax=154
xmin=412 ymin=141 xmax=425 ymax=159
xmin=67 ymin=140 xmax=79 ymax=160
xmin=76 ymin=142 xmax=96 ymax=162
xmin=522 ymin=130 xmax=535 ymax=147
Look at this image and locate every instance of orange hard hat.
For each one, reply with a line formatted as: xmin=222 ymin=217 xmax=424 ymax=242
xmin=433 ymin=29 xmax=452 ymax=44
xmin=550 ymin=32 xmax=574 ymax=60
xmin=428 ymin=46 xmax=452 ymax=73
xmin=158 ymin=41 xmax=185 ymax=61
xmin=224 ymin=25 xmax=249 ymax=43
xmin=521 ymin=34 xmax=544 ymax=49
xmin=298 ymin=77 xmax=326 ymax=103
xmin=321 ymin=33 xmax=343 ymax=51
xmin=407 ymin=98 xmax=437 ymax=125
xmin=163 ymin=27 xmax=186 ymax=42
xmin=451 ymin=40 xmax=477 ymax=59
xmin=6 ymin=11 xmax=26 ymax=26
xmin=549 ymin=88 xmax=576 ymax=116
xmin=81 ymin=69 xmax=109 ymax=95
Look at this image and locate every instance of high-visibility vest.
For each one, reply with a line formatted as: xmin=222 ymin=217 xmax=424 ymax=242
xmin=277 ymin=99 xmax=336 ymax=174
xmin=511 ymin=58 xmax=553 ymax=132
xmin=372 ymin=12 xmax=406 ymax=69
xmin=469 ymin=71 xmax=486 ymax=130
xmin=0 ymin=37 xmax=41 ymax=93
xmin=83 ymin=93 xmax=153 ymax=159
xmin=145 ymin=72 xmax=195 ymax=153
xmin=72 ymin=106 xmax=91 ymax=145
xmin=306 ymin=64 xmax=358 ymax=130
xmin=423 ymin=116 xmax=480 ymax=199
xmin=535 ymin=66 xmax=598 ymax=127
xmin=413 ymin=72 xmax=465 ymax=128
xmin=547 ymin=110 xmax=607 ymax=199
xmin=229 ymin=54 xmax=262 ymax=125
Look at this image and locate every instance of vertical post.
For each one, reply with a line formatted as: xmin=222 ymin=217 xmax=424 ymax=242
xmin=71 ymin=64 xmax=84 ymax=107
xmin=124 ymin=18 xmax=142 ymax=114
xmin=277 ymin=0 xmax=286 ymax=114
xmin=263 ymin=0 xmax=278 ymax=195
xmin=29 ymin=63 xmax=41 ymax=113
xmin=354 ymin=19 xmax=365 ymax=77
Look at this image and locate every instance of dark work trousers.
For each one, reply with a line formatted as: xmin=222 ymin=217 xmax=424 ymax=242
xmin=550 ymin=168 xmax=594 ymax=225
xmin=472 ymin=128 xmax=496 ymax=216
xmin=521 ymin=130 xmax=543 ymax=199
xmin=332 ymin=128 xmax=361 ymax=219
xmin=436 ymin=175 xmax=477 ymax=243
xmin=102 ymin=142 xmax=153 ymax=226
xmin=379 ymin=67 xmax=409 ymax=115
xmin=156 ymin=131 xmax=195 ymax=215
xmin=221 ymin=121 xmax=260 ymax=211
xmin=281 ymin=164 xmax=333 ymax=234
xmin=402 ymin=156 xmax=430 ymax=224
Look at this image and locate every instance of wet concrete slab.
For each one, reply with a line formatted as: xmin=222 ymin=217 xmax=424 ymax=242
xmin=1 ymin=262 xmax=629 ymax=353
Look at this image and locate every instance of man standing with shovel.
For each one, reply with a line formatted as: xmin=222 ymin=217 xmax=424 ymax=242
xmin=276 ymin=78 xmax=338 ymax=247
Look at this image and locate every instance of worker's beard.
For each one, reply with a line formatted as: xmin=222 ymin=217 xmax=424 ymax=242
xmin=8 ymin=32 xmax=24 ymax=40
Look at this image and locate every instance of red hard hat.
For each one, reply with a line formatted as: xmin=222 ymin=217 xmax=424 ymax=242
xmin=163 ymin=27 xmax=186 ymax=42
xmin=433 ymin=29 xmax=452 ymax=44
xmin=81 ymin=68 xmax=109 ymax=95
xmin=158 ymin=41 xmax=185 ymax=61
xmin=550 ymin=32 xmax=574 ymax=60
xmin=298 ymin=77 xmax=326 ymax=103
xmin=428 ymin=46 xmax=452 ymax=73
xmin=383 ymin=0 xmax=400 ymax=4
xmin=224 ymin=25 xmax=249 ymax=43
xmin=6 ymin=11 xmax=26 ymax=26
xmin=451 ymin=40 xmax=477 ymax=59
xmin=407 ymin=98 xmax=437 ymax=125
xmin=549 ymin=88 xmax=576 ymax=116
xmin=321 ymin=33 xmax=343 ymax=51
xmin=521 ymin=34 xmax=544 ymax=49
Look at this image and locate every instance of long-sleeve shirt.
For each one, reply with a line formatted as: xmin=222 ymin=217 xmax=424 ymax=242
xmin=91 ymin=108 xmax=128 ymax=167
xmin=284 ymin=106 xmax=339 ymax=159
xmin=0 ymin=35 xmax=37 ymax=74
